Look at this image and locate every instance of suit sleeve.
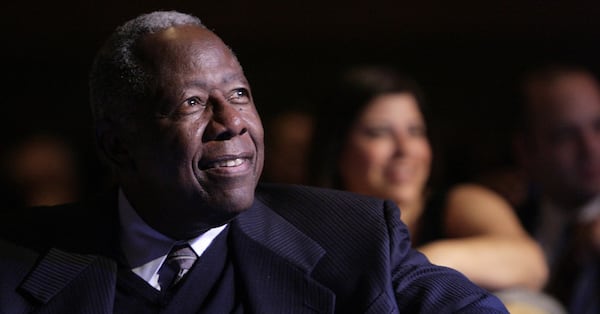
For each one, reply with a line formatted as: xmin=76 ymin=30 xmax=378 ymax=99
xmin=384 ymin=200 xmax=509 ymax=313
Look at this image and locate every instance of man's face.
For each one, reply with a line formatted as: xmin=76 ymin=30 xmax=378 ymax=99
xmin=525 ymin=72 xmax=600 ymax=207
xmin=119 ymin=26 xmax=264 ymax=238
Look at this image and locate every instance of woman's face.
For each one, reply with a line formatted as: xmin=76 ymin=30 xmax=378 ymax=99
xmin=339 ymin=93 xmax=432 ymax=212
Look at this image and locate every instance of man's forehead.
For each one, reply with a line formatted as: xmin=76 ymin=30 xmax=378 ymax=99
xmin=139 ymin=25 xmax=226 ymax=57
xmin=528 ymin=75 xmax=599 ymax=110
xmin=150 ymin=24 xmax=215 ymax=41
xmin=180 ymin=72 xmax=248 ymax=89
xmin=529 ymin=73 xmax=597 ymax=95
xmin=140 ymin=26 xmax=241 ymax=73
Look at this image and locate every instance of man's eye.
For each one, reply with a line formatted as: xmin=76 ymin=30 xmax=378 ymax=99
xmin=229 ymin=88 xmax=251 ymax=103
xmin=185 ymin=97 xmax=205 ymax=107
xmin=234 ymin=88 xmax=249 ymax=97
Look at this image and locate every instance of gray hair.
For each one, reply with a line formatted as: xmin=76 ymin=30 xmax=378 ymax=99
xmin=89 ymin=11 xmax=205 ymax=126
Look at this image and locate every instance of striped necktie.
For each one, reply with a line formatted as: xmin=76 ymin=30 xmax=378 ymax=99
xmin=157 ymin=243 xmax=197 ymax=291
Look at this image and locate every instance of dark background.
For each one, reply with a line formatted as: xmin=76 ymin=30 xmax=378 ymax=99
xmin=3 ymin=1 xmax=600 ymax=189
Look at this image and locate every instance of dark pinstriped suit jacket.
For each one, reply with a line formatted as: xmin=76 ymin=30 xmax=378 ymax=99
xmin=0 ymin=183 xmax=508 ymax=313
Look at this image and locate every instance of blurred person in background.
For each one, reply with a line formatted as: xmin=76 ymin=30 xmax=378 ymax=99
xmin=309 ymin=65 xmax=563 ymax=313
xmin=513 ymin=64 xmax=600 ymax=314
xmin=1 ymin=132 xmax=83 ymax=208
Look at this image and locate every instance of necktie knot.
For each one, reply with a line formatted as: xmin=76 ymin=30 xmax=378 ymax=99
xmin=158 ymin=243 xmax=197 ymax=291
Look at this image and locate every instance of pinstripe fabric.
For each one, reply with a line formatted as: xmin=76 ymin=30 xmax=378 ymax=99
xmin=20 ymin=249 xmax=97 ymax=302
xmin=0 ymin=183 xmax=508 ymax=313
xmin=18 ymin=249 xmax=116 ymax=314
xmin=225 ymin=183 xmax=507 ymax=313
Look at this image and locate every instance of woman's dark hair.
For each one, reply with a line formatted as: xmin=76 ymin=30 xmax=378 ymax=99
xmin=308 ymin=65 xmax=431 ymax=189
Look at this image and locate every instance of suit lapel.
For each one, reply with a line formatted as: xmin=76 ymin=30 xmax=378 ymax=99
xmin=15 ymin=191 xmax=122 ymax=312
xmin=231 ymin=199 xmax=335 ymax=314
xmin=18 ymin=248 xmax=117 ymax=313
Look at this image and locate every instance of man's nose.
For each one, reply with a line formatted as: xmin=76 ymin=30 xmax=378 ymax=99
xmin=203 ymin=97 xmax=247 ymax=141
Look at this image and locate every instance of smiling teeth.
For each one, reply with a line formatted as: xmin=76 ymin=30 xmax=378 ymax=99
xmin=214 ymin=158 xmax=244 ymax=168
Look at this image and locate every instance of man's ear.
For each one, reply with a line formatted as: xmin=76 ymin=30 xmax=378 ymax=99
xmin=96 ymin=120 xmax=131 ymax=167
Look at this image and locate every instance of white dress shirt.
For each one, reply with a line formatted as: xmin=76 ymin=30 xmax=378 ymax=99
xmin=117 ymin=188 xmax=227 ymax=290
xmin=536 ymin=194 xmax=600 ymax=266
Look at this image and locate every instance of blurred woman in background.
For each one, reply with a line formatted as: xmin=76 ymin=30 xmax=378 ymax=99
xmin=308 ymin=65 xmax=550 ymax=296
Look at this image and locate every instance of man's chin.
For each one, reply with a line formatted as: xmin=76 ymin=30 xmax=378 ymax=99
xmin=223 ymin=196 xmax=255 ymax=214
xmin=209 ymin=190 xmax=255 ymax=213
xmin=203 ymin=195 xmax=254 ymax=218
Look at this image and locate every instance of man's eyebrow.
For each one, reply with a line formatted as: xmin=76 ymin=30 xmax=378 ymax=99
xmin=184 ymin=73 xmax=248 ymax=88
xmin=184 ymin=80 xmax=208 ymax=89
xmin=222 ymin=72 xmax=248 ymax=85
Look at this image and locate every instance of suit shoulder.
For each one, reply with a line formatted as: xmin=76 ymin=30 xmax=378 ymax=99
xmin=257 ymin=182 xmax=388 ymax=210
xmin=255 ymin=183 xmax=400 ymax=229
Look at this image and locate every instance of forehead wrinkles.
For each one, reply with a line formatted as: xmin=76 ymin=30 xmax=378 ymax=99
xmin=155 ymin=50 xmax=245 ymax=96
xmin=188 ymin=42 xmax=229 ymax=66
xmin=178 ymin=42 xmax=243 ymax=80
xmin=179 ymin=72 xmax=247 ymax=92
xmin=143 ymin=26 xmax=236 ymax=69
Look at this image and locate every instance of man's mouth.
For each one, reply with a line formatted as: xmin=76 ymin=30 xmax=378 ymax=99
xmin=201 ymin=157 xmax=247 ymax=170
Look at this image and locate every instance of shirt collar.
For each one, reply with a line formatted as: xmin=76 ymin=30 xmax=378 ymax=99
xmin=578 ymin=194 xmax=600 ymax=223
xmin=117 ymin=188 xmax=227 ymax=287
xmin=541 ymin=194 xmax=600 ymax=223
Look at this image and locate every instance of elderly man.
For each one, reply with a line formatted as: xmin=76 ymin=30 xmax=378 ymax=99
xmin=0 ymin=11 xmax=507 ymax=313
